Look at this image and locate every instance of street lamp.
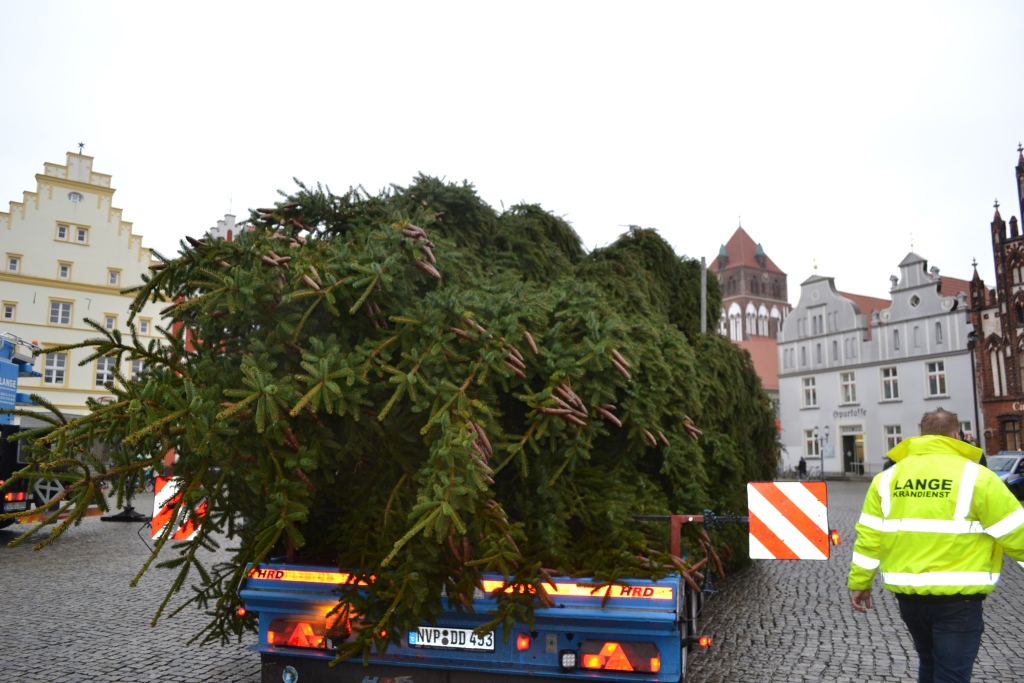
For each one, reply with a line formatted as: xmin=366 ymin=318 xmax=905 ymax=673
xmin=813 ymin=426 xmax=829 ymax=478
xmin=967 ymin=330 xmax=982 ymax=449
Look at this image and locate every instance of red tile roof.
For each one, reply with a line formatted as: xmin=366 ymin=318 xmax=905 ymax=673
xmin=835 ymin=291 xmax=890 ymax=341
xmin=736 ymin=337 xmax=779 ymax=391
xmin=712 ymin=227 xmax=786 ymax=275
xmin=939 ymin=276 xmax=970 ymax=299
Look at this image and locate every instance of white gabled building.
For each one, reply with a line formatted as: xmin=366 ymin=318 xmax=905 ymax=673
xmin=778 ymin=253 xmax=975 ymax=476
xmin=0 ymin=151 xmax=166 ymax=422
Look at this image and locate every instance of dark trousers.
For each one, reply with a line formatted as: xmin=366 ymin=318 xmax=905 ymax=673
xmin=896 ymin=598 xmax=984 ymax=683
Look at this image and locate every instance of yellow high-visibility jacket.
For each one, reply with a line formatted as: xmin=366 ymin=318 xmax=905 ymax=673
xmin=847 ymin=434 xmax=1024 ymax=597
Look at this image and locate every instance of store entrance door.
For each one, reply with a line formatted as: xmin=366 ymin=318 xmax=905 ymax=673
xmin=843 ymin=434 xmax=865 ymax=475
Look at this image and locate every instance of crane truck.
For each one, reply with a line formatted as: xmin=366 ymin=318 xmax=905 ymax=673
xmin=0 ymin=332 xmax=40 ymax=529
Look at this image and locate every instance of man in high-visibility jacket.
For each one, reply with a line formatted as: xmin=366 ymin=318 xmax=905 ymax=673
xmin=848 ymin=408 xmax=1024 ymax=683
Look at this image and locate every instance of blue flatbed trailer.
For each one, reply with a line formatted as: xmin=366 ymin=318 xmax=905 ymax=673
xmin=240 ymin=562 xmax=705 ymax=683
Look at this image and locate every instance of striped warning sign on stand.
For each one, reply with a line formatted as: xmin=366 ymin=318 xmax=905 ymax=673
xmin=747 ymin=481 xmax=830 ymax=560
xmin=151 ymin=475 xmax=208 ymax=541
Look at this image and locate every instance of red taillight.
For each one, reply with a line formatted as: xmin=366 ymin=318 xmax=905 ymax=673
xmin=830 ymin=529 xmax=841 ymax=546
xmin=3 ymin=491 xmax=26 ymax=502
xmin=516 ymin=633 xmax=531 ymax=651
xmin=267 ymin=619 xmax=327 ymax=649
xmin=698 ymin=635 xmax=712 ymax=648
xmin=580 ymin=641 xmax=660 ymax=673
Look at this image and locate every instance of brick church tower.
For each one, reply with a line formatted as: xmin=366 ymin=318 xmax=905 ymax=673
xmin=968 ymin=145 xmax=1024 ymax=453
xmin=709 ymin=226 xmax=792 ymax=413
xmin=710 ymin=226 xmax=790 ymax=342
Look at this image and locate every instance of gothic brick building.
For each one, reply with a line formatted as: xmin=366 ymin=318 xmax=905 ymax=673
xmin=968 ymin=146 xmax=1024 ymax=454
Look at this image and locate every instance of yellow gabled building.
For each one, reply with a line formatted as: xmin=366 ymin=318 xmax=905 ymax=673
xmin=0 ymin=151 xmax=166 ymax=424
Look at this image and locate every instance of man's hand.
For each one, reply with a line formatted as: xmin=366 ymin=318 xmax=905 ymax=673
xmin=851 ymin=589 xmax=872 ymax=613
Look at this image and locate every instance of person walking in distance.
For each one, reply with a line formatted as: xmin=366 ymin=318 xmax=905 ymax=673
xmin=847 ymin=408 xmax=1024 ymax=683
xmin=797 ymin=456 xmax=807 ymax=480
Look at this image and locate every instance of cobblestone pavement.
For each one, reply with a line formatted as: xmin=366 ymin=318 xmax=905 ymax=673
xmin=0 ymin=492 xmax=260 ymax=683
xmin=3 ymin=481 xmax=1024 ymax=682
xmin=685 ymin=479 xmax=1024 ymax=683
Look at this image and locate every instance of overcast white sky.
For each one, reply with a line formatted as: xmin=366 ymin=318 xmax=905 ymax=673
xmin=2 ymin=1 xmax=1023 ymax=301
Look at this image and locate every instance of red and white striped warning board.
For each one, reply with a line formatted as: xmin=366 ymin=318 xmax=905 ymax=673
xmin=747 ymin=481 xmax=830 ymax=560
xmin=151 ymin=475 xmax=208 ymax=541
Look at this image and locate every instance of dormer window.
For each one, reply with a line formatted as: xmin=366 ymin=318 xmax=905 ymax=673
xmin=68 ymin=191 xmax=84 ymax=203
xmin=909 ymin=295 xmax=921 ymax=308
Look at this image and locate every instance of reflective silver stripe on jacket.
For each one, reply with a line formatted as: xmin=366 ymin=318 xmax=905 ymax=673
xmin=851 ymin=551 xmax=880 ymax=570
xmin=878 ymin=467 xmax=895 ymax=518
xmin=882 ymin=571 xmax=999 ymax=587
xmin=880 ymin=519 xmax=986 ymax=534
xmin=986 ymin=507 xmax=1024 ymax=539
xmin=953 ymin=460 xmax=979 ymax=521
xmin=858 ymin=512 xmax=884 ymax=531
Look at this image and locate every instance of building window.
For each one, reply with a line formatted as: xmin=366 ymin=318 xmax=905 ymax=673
xmin=95 ymin=357 xmax=116 ymax=387
xmin=139 ymin=319 xmax=151 ymax=335
xmin=6 ymin=255 xmax=21 ymax=273
xmin=49 ymin=301 xmax=72 ymax=326
xmin=108 ymin=269 xmax=121 ymax=287
xmin=57 ymin=224 xmax=69 ymax=240
xmin=840 ymin=371 xmax=857 ymax=404
xmin=104 ymin=315 xmax=117 ymax=331
xmin=884 ymin=425 xmax=903 ymax=451
xmin=991 ymin=348 xmax=1007 ymax=397
xmin=1005 ymin=420 xmax=1021 ymax=452
xmin=44 ymin=352 xmax=68 ymax=385
xmin=800 ymin=346 xmax=807 ymax=366
xmin=805 ymin=429 xmax=821 ymax=457
xmin=131 ymin=359 xmax=145 ymax=381
xmin=913 ymin=326 xmax=920 ymax=348
xmin=935 ymin=322 xmax=943 ymax=345
xmin=926 ymin=360 xmax=947 ymax=397
xmin=802 ymin=377 xmax=818 ymax=408
xmin=2 ymin=302 xmax=14 ymax=321
xmin=893 ymin=329 xmax=900 ymax=351
xmin=832 ymin=340 xmax=838 ymax=361
xmin=58 ymin=262 xmax=72 ymax=280
xmin=75 ymin=227 xmax=89 ymax=244
xmin=815 ymin=343 xmax=822 ymax=364
xmin=881 ymin=366 xmax=900 ymax=401
xmin=68 ymin=191 xmax=84 ymax=203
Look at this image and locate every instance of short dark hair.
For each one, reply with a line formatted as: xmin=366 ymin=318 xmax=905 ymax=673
xmin=920 ymin=408 xmax=959 ymax=437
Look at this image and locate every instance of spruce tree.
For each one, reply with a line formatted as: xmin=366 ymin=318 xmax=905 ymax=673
xmin=2 ymin=176 xmax=778 ymax=657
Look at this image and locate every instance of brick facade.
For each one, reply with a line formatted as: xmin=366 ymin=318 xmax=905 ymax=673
xmin=968 ymin=147 xmax=1024 ymax=454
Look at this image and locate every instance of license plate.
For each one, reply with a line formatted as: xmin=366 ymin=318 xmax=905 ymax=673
xmin=3 ymin=501 xmax=28 ymax=512
xmin=408 ymin=626 xmax=494 ymax=651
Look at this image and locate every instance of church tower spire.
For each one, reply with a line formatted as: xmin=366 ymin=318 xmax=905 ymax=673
xmin=1016 ymin=142 xmax=1024 ymax=224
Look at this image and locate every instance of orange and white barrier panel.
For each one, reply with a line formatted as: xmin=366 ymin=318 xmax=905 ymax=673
xmin=747 ymin=481 xmax=831 ymax=560
xmin=151 ymin=475 xmax=207 ymax=540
